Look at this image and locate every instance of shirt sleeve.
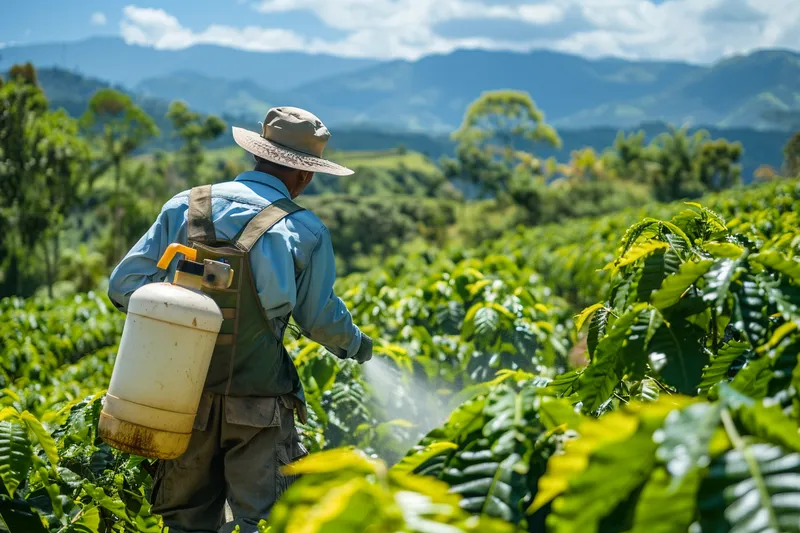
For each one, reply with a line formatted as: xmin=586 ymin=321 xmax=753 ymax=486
xmin=292 ymin=226 xmax=362 ymax=359
xmin=107 ymin=203 xmax=176 ymax=312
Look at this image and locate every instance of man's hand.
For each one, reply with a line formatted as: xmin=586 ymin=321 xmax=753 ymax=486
xmin=353 ymin=333 xmax=373 ymax=364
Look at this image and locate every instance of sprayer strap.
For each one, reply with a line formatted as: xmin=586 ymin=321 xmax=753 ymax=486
xmin=188 ymin=185 xmax=216 ymax=245
xmin=235 ymin=198 xmax=304 ymax=252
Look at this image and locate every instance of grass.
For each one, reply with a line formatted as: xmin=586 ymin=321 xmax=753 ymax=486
xmin=330 ymin=149 xmax=440 ymax=173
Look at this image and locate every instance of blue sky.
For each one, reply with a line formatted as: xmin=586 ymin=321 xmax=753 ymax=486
xmin=2 ymin=1 xmax=798 ymax=62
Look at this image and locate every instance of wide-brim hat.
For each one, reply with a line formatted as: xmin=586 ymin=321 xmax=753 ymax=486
xmin=232 ymin=106 xmax=354 ymax=176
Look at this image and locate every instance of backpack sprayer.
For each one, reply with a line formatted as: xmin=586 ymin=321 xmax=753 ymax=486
xmin=98 ymin=244 xmax=233 ymax=460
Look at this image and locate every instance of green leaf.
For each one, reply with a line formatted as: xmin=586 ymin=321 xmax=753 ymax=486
xmin=578 ymin=354 xmax=620 ymax=413
xmin=539 ymin=399 xmax=583 ymax=431
xmin=625 ymin=466 xmax=701 ymax=533
xmin=587 ymin=306 xmax=610 ymax=359
xmin=704 ymin=243 xmax=745 ymax=259
xmin=619 ymin=219 xmax=659 ymax=257
xmin=703 ymin=258 xmax=743 ymax=312
xmin=578 ymin=305 xmax=651 ymax=411
xmin=734 ymin=275 xmax=770 ymax=346
xmin=472 ymin=307 xmax=500 ymax=341
xmin=606 ymin=241 xmax=670 ymax=271
xmin=737 ymin=402 xmax=800 ymax=454
xmin=574 ymin=304 xmax=605 ymax=333
xmin=697 ymin=443 xmax=800 ymax=532
xmin=446 ymin=452 xmax=526 ymax=522
xmin=392 ymin=442 xmax=458 ymax=474
xmin=654 ymin=402 xmax=722 ymax=486
xmin=750 ymin=251 xmax=800 ymax=284
xmin=658 ymin=221 xmax=692 ymax=248
xmin=650 ymin=260 xmax=714 ymax=310
xmin=632 ymin=378 xmax=661 ymax=403
xmin=699 ymin=340 xmax=752 ymax=394
xmin=58 ymin=505 xmax=101 ymax=533
xmin=436 ymin=302 xmax=465 ymax=335
xmin=19 ymin=412 xmax=59 ymax=468
xmin=638 ymin=245 xmax=683 ymax=302
xmin=730 ymin=355 xmax=776 ymax=400
xmin=648 ymin=319 xmax=709 ymax=395
xmin=544 ymin=417 xmax=658 ymax=533
xmin=530 ymin=409 xmax=640 ymax=514
xmin=440 ymin=384 xmax=539 ymax=524
xmin=0 ymin=421 xmax=32 ymax=498
xmin=731 ymin=336 xmax=800 ymax=401
xmin=82 ymin=483 xmax=130 ymax=521
xmin=0 ymin=493 xmax=48 ymax=533
xmin=541 ymin=369 xmax=582 ymax=398
xmin=621 ymin=307 xmax=664 ymax=378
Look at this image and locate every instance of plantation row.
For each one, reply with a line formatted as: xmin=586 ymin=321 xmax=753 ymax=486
xmin=1 ymin=178 xmax=799 ymax=532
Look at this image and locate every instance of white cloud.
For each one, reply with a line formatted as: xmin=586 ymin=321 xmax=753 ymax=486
xmin=91 ymin=12 xmax=108 ymax=26
xmin=119 ymin=1 xmax=800 ymax=62
xmin=120 ymin=6 xmax=310 ymax=51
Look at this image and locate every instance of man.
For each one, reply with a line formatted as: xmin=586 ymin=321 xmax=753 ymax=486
xmin=108 ymin=106 xmax=373 ymax=533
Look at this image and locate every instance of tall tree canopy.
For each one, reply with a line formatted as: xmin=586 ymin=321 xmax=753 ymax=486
xmin=80 ymin=89 xmax=159 ymax=260
xmin=445 ymin=90 xmax=561 ymax=198
xmin=166 ymin=100 xmax=226 ymax=185
xmin=784 ymin=131 xmax=800 ymax=177
xmin=0 ymin=64 xmax=92 ymax=297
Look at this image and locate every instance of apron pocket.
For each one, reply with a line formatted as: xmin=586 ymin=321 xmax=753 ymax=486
xmin=224 ymin=397 xmax=281 ymax=428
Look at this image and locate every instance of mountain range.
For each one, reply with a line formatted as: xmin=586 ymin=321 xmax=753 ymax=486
xmin=3 ymin=66 xmax=792 ymax=181
xmin=3 ymin=37 xmax=799 ymax=134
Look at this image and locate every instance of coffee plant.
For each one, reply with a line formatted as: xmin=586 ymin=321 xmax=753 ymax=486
xmin=1 ymin=178 xmax=799 ymax=532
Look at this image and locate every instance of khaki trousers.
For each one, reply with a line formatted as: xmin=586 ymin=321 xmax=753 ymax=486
xmin=150 ymin=393 xmax=308 ymax=533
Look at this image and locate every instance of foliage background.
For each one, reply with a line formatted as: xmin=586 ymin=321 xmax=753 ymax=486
xmin=1 ymin=61 xmax=800 ymax=532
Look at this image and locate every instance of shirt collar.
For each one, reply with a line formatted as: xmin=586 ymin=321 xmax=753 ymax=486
xmin=234 ymin=170 xmax=291 ymax=199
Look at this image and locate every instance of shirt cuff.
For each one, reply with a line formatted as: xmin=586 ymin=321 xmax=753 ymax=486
xmin=346 ymin=328 xmax=363 ymax=359
xmin=322 ymin=328 xmax=362 ymax=360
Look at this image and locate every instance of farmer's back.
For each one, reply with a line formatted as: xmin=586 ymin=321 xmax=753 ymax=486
xmin=107 ymin=107 xmax=372 ymax=533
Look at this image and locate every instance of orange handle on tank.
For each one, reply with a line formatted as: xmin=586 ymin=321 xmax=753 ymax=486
xmin=157 ymin=244 xmax=198 ymax=270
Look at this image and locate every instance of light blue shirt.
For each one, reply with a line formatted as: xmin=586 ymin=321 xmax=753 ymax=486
xmin=107 ymin=170 xmax=363 ymax=359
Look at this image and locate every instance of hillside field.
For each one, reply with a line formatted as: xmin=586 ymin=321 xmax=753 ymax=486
xmin=4 ymin=54 xmax=800 ymax=533
xmin=3 ymin=177 xmax=800 ymax=532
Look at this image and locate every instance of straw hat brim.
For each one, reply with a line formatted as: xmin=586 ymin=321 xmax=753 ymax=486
xmin=232 ymin=126 xmax=354 ymax=177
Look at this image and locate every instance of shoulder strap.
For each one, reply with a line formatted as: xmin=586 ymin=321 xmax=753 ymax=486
xmin=235 ymin=198 xmax=304 ymax=252
xmin=187 ymin=185 xmax=216 ymax=245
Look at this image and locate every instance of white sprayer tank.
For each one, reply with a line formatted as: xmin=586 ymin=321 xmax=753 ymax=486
xmin=98 ymin=281 xmax=223 ymax=460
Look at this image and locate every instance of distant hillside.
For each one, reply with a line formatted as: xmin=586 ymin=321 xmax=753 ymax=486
xmin=23 ymin=68 xmax=795 ymax=181
xmin=6 ymin=39 xmax=799 ymax=132
xmin=221 ymin=116 xmax=790 ymax=182
xmin=558 ymin=50 xmax=800 ymax=130
xmin=0 ymin=37 xmax=377 ymax=90
xmin=287 ymin=49 xmax=702 ymax=132
xmin=135 ymin=72 xmax=278 ymax=119
xmin=130 ymin=48 xmax=799 ymax=133
xmin=35 ymin=68 xmax=170 ymax=123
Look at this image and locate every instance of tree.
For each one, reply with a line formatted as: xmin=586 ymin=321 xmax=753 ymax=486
xmin=60 ymin=244 xmax=106 ymax=293
xmin=558 ymin=147 xmax=616 ymax=183
xmin=445 ymin=90 xmax=561 ymax=198
xmin=605 ymin=130 xmax=649 ymax=182
xmin=753 ymin=164 xmax=778 ymax=183
xmin=783 ymin=131 xmax=800 ymax=177
xmin=694 ymin=138 xmax=743 ymax=192
xmin=0 ymin=65 xmax=92 ymax=297
xmin=80 ymin=89 xmax=159 ymax=261
xmin=166 ymin=100 xmax=226 ymax=185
